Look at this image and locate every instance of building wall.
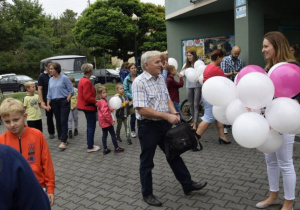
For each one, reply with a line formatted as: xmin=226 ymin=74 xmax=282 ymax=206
xmin=165 ymin=0 xmax=194 ymax=16
xmin=166 ymin=10 xmax=234 ymax=101
xmin=166 ymin=10 xmax=234 ymax=69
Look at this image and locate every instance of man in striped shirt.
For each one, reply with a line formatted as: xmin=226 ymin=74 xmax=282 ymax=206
xmin=132 ymin=51 xmax=207 ymax=207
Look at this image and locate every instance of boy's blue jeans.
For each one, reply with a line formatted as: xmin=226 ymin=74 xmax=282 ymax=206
xmin=173 ymin=101 xmax=183 ymax=120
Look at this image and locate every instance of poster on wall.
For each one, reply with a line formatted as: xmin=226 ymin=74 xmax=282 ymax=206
xmin=182 ymin=35 xmax=235 ymax=66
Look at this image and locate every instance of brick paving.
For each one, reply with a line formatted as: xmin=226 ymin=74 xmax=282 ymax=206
xmin=0 ymin=110 xmax=299 ymax=210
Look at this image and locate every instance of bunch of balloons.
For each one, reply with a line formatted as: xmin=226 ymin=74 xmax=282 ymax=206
xmin=202 ymin=63 xmax=300 ymax=153
xmin=170 ymin=57 xmax=206 ymax=84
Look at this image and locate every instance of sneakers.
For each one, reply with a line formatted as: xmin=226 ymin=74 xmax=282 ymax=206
xmin=224 ymin=128 xmax=228 ymax=134
xmin=127 ymin=139 xmax=132 ymax=145
xmin=87 ymin=145 xmax=100 ymax=153
xmin=49 ymin=134 xmax=55 ymax=139
xmin=74 ymin=128 xmax=78 ymax=136
xmin=59 ymin=143 xmax=67 ymax=150
xmin=115 ymin=147 xmax=125 ymax=153
xmin=68 ymin=130 xmax=72 ymax=139
xmin=116 ymin=136 xmax=123 ymax=142
xmin=103 ymin=148 xmax=111 ymax=155
xmin=131 ymin=131 xmax=137 ymax=138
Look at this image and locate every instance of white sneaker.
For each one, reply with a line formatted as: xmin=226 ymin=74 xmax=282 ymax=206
xmin=87 ymin=145 xmax=100 ymax=153
xmin=224 ymin=128 xmax=228 ymax=134
xmin=131 ymin=131 xmax=137 ymax=138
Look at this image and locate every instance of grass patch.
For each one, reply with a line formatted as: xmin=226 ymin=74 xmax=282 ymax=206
xmin=96 ymin=83 xmax=118 ymax=96
xmin=1 ymin=92 xmax=27 ymax=102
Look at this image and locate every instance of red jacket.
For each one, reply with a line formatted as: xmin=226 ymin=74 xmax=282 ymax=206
xmin=0 ymin=126 xmax=55 ymax=194
xmin=77 ymin=76 xmax=96 ymax=111
xmin=96 ymin=99 xmax=114 ymax=128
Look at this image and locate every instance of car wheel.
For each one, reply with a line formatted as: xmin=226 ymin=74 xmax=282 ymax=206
xmin=19 ymin=85 xmax=25 ymax=92
xmin=112 ymin=78 xmax=117 ymax=83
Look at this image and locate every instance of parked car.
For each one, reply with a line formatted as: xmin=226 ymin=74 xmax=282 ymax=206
xmin=93 ymin=69 xmax=121 ymax=84
xmin=0 ymin=74 xmax=37 ymax=92
xmin=65 ymin=72 xmax=96 ymax=88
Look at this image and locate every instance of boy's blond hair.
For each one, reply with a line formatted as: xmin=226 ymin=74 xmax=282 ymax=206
xmin=0 ymin=98 xmax=25 ymax=117
xmin=115 ymin=83 xmax=123 ymax=91
xmin=25 ymin=81 xmax=35 ymax=90
xmin=69 ymin=76 xmax=75 ymax=83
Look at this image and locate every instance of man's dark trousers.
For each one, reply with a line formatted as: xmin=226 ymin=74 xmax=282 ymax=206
xmin=138 ymin=119 xmax=193 ymax=196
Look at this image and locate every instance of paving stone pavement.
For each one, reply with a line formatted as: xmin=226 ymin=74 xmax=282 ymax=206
xmin=0 ymin=110 xmax=299 ymax=210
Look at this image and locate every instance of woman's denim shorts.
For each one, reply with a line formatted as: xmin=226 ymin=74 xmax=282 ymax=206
xmin=201 ymin=95 xmax=215 ymax=123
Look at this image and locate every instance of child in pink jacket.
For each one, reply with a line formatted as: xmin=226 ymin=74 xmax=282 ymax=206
xmin=96 ymin=85 xmax=124 ymax=155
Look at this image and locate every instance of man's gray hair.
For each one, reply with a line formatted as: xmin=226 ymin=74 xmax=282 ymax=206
xmin=141 ymin=51 xmax=161 ymax=71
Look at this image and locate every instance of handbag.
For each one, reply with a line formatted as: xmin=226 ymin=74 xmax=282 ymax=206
xmin=165 ymin=123 xmax=203 ymax=159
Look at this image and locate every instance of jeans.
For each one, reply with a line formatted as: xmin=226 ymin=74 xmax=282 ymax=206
xmin=51 ymin=98 xmax=70 ymax=143
xmin=137 ymin=120 xmax=193 ymax=196
xmin=201 ymin=95 xmax=215 ymax=123
xmin=187 ymin=87 xmax=202 ymax=123
xmin=68 ymin=109 xmax=78 ymax=130
xmin=45 ymin=108 xmax=55 ymax=135
xmin=102 ymin=125 xmax=119 ymax=149
xmin=83 ymin=111 xmax=96 ymax=149
xmin=173 ymin=101 xmax=183 ymax=120
xmin=130 ymin=113 xmax=136 ymax=132
xmin=265 ymin=133 xmax=296 ymax=200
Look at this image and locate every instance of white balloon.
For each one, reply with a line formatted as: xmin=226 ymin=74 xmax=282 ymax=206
xmin=225 ymin=99 xmax=248 ymax=125
xmin=212 ymin=106 xmax=230 ymax=125
xmin=237 ymin=72 xmax=274 ymax=109
xmin=198 ymin=74 xmax=204 ymax=85
xmin=168 ymin=58 xmax=178 ymax=70
xmin=232 ymin=112 xmax=269 ymax=148
xmin=195 ymin=65 xmax=206 ymax=77
xmin=202 ymin=76 xmax=237 ymax=106
xmin=256 ymin=129 xmax=283 ymax=154
xmin=234 ymin=73 xmax=238 ymax=85
xmin=194 ymin=60 xmax=205 ymax=70
xmin=186 ymin=68 xmax=199 ymax=83
xmin=109 ymin=96 xmax=122 ymax=110
xmin=268 ymin=62 xmax=288 ymax=76
xmin=265 ymin=97 xmax=300 ymax=133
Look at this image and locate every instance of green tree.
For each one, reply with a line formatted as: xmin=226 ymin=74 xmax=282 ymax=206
xmin=73 ymin=0 xmax=166 ymax=61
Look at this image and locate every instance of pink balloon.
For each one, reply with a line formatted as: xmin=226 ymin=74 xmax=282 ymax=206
xmin=269 ymin=63 xmax=300 ymax=97
xmin=236 ymin=65 xmax=267 ymax=84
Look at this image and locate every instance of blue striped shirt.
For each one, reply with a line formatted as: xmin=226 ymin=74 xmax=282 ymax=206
xmin=132 ymin=71 xmax=170 ymax=120
xmin=47 ymin=74 xmax=73 ymax=100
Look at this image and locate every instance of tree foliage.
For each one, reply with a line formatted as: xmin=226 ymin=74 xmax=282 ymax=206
xmin=0 ymin=0 xmax=166 ymax=78
xmin=74 ymin=0 xmax=166 ymax=60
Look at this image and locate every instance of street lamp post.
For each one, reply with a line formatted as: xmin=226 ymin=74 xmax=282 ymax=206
xmin=132 ymin=13 xmax=139 ymax=65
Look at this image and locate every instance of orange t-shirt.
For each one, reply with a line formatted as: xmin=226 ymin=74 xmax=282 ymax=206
xmin=0 ymin=126 xmax=55 ymax=193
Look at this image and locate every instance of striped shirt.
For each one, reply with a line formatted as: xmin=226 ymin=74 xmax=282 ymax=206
xmin=132 ymin=71 xmax=170 ymax=120
xmin=220 ymin=55 xmax=244 ymax=81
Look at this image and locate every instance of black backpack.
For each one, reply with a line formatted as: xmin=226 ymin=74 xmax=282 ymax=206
xmin=165 ymin=123 xmax=203 ymax=159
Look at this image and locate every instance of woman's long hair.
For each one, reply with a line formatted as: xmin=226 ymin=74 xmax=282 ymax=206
xmin=184 ymin=50 xmax=197 ymax=69
xmin=264 ymin=31 xmax=296 ymax=69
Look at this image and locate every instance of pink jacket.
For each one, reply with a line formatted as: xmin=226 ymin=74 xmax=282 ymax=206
xmin=96 ymin=99 xmax=114 ymax=128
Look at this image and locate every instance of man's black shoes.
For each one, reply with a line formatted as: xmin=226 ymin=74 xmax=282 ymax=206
xmin=184 ymin=181 xmax=208 ymax=195
xmin=143 ymin=194 xmax=162 ymax=206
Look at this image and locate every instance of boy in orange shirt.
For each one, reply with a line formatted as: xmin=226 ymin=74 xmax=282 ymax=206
xmin=0 ymin=98 xmax=55 ymax=206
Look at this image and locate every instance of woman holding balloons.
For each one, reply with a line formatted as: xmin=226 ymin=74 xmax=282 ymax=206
xmin=181 ymin=50 xmax=201 ymax=130
xmin=194 ymin=49 xmax=230 ymax=144
xmin=256 ymin=31 xmax=299 ymax=210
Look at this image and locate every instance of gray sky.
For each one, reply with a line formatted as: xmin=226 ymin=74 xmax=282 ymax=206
xmin=7 ymin=0 xmax=165 ymax=17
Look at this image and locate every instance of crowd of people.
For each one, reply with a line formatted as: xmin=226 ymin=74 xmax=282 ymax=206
xmin=0 ymin=31 xmax=298 ymax=209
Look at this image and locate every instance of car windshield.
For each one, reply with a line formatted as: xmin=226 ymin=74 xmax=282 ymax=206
xmin=16 ymin=75 xmax=33 ymax=81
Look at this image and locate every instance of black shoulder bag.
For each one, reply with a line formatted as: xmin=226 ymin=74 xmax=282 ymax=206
xmin=165 ymin=123 xmax=203 ymax=159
